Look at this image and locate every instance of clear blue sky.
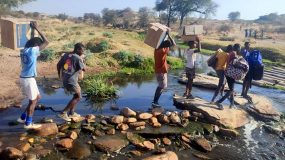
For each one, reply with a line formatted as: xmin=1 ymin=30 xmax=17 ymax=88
xmin=18 ymin=0 xmax=285 ymax=20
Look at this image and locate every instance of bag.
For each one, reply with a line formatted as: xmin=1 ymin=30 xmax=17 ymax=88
xmin=247 ymin=50 xmax=263 ymax=80
xmin=225 ymin=57 xmax=249 ymax=80
xmin=207 ymin=53 xmax=217 ymax=68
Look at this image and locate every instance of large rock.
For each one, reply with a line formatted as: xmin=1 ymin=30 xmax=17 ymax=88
xmin=121 ymin=107 xmax=136 ymax=117
xmin=151 ymin=107 xmax=164 ymax=116
xmin=129 ymin=121 xmax=146 ymax=128
xmin=110 ymin=116 xmax=124 ymax=124
xmin=142 ymin=151 xmax=178 ymax=160
xmin=94 ymin=135 xmax=129 ymax=153
xmin=56 ymin=138 xmax=73 ymax=150
xmin=174 ymin=95 xmax=250 ymax=129
xmin=17 ymin=142 xmax=31 ymax=152
xmin=157 ymin=114 xmax=170 ymax=124
xmin=138 ymin=113 xmax=153 ymax=120
xmin=67 ymin=141 xmax=91 ymax=159
xmin=219 ymin=128 xmax=240 ymax=138
xmin=235 ymin=94 xmax=281 ymax=121
xmin=126 ymin=132 xmax=145 ymax=146
xmin=0 ymin=147 xmax=23 ymax=159
xmin=28 ymin=123 xmax=59 ymax=137
xmin=193 ymin=137 xmax=212 ymax=152
xmin=170 ymin=113 xmax=181 ymax=124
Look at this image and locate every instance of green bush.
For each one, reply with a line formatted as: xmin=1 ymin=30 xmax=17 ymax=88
xmin=113 ymin=50 xmax=134 ymax=65
xmin=86 ymin=40 xmax=110 ymax=53
xmin=82 ymin=76 xmax=117 ymax=102
xmin=167 ymin=56 xmax=184 ymax=69
xmin=137 ymin=32 xmax=146 ymax=41
xmin=38 ymin=49 xmax=56 ymax=61
xmin=89 ymin=32 xmax=95 ymax=35
xmin=103 ymin=32 xmax=113 ymax=38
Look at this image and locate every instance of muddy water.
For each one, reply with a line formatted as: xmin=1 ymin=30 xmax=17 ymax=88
xmin=0 ymin=51 xmax=285 ymax=159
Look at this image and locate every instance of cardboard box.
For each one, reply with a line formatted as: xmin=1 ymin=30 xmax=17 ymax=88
xmin=181 ymin=35 xmax=203 ymax=42
xmin=181 ymin=25 xmax=203 ymax=36
xmin=0 ymin=18 xmax=33 ymax=50
xmin=144 ymin=23 xmax=170 ymax=49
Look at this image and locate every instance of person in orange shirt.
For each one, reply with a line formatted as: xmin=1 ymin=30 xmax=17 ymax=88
xmin=210 ymin=45 xmax=232 ymax=103
xmin=152 ymin=32 xmax=175 ymax=107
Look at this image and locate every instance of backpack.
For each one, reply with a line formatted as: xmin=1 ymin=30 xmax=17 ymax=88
xmin=247 ymin=50 xmax=264 ymax=80
xmin=207 ymin=49 xmax=222 ymax=69
xmin=225 ymin=57 xmax=249 ymax=80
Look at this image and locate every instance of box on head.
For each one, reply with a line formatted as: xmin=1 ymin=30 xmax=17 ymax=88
xmin=0 ymin=18 xmax=39 ymax=50
xmin=179 ymin=25 xmax=203 ymax=42
xmin=144 ymin=23 xmax=171 ymax=49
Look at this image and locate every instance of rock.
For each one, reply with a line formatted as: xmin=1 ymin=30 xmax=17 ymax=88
xmin=117 ymin=124 xmax=129 ymax=131
xmin=152 ymin=122 xmax=162 ymax=128
xmin=170 ymin=113 xmax=181 ymax=124
xmin=17 ymin=142 xmax=31 ymax=152
xmin=149 ymin=117 xmax=158 ymax=124
xmin=162 ymin=138 xmax=171 ymax=146
xmin=100 ymin=120 xmax=108 ymax=125
xmin=138 ymin=113 xmax=153 ymax=120
xmin=143 ymin=141 xmax=155 ymax=150
xmin=67 ymin=141 xmax=91 ymax=159
xmin=56 ymin=138 xmax=73 ymax=150
xmin=193 ymin=137 xmax=212 ymax=152
xmin=94 ymin=135 xmax=129 ymax=153
xmin=59 ymin=124 xmax=70 ymax=132
xmin=82 ymin=125 xmax=95 ymax=133
xmin=94 ymin=130 xmax=105 ymax=137
xmin=192 ymin=152 xmax=212 ymax=160
xmin=213 ymin=125 xmax=220 ymax=132
xmin=181 ymin=135 xmax=190 ymax=143
xmin=192 ymin=112 xmax=204 ymax=119
xmin=155 ymin=147 xmax=166 ymax=154
xmin=150 ymin=139 xmax=160 ymax=145
xmin=25 ymin=154 xmax=37 ymax=160
xmin=126 ymin=132 xmax=145 ymax=146
xmin=157 ymin=114 xmax=170 ymax=124
xmin=40 ymin=117 xmax=54 ymax=123
xmin=71 ymin=116 xmax=85 ymax=123
xmin=129 ymin=121 xmax=146 ymax=128
xmin=124 ymin=117 xmax=137 ymax=123
xmin=68 ymin=131 xmax=78 ymax=140
xmin=86 ymin=114 xmax=96 ymax=123
xmin=151 ymin=107 xmax=164 ymax=116
xmin=142 ymin=151 xmax=178 ymax=160
xmin=31 ymin=147 xmax=51 ymax=158
xmin=263 ymin=125 xmax=282 ymax=136
xmin=1 ymin=147 xmax=23 ymax=159
xmin=135 ymin=126 xmax=146 ymax=131
xmin=121 ymin=107 xmax=136 ymax=117
xmin=51 ymin=85 xmax=60 ymax=89
xmin=174 ymin=96 xmax=250 ymax=129
xmin=28 ymin=123 xmax=58 ymax=137
xmin=111 ymin=116 xmax=124 ymax=124
xmin=106 ymin=128 xmax=116 ymax=135
xmin=219 ymin=128 xmax=240 ymax=138
xmin=181 ymin=110 xmax=191 ymax=119
xmin=28 ymin=138 xmax=34 ymax=144
xmin=178 ymin=73 xmax=222 ymax=90
xmin=129 ymin=150 xmax=142 ymax=157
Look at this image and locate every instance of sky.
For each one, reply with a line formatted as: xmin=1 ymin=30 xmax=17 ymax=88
xmin=18 ymin=0 xmax=285 ymax=20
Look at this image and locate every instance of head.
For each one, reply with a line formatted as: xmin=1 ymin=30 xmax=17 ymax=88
xmin=225 ymin=45 xmax=233 ymax=53
xmin=159 ymin=40 xmax=171 ymax=49
xmin=244 ymin=42 xmax=250 ymax=50
xmin=187 ymin=41 xmax=196 ymax=49
xmin=233 ymin=43 xmax=241 ymax=55
xmin=73 ymin=43 xmax=85 ymax=56
xmin=25 ymin=37 xmax=43 ymax=48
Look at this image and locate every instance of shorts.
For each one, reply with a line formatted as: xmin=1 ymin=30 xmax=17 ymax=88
xmin=156 ymin=73 xmax=167 ymax=89
xmin=185 ymin=67 xmax=195 ymax=80
xmin=64 ymin=84 xmax=82 ymax=98
xmin=20 ymin=78 xmax=40 ymax=100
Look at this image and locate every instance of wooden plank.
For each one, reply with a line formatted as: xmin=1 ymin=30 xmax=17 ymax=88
xmin=0 ymin=19 xmax=15 ymax=49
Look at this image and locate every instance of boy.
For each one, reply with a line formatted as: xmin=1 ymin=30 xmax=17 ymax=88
xmin=152 ymin=32 xmax=175 ymax=107
xmin=183 ymin=37 xmax=201 ymax=99
xmin=17 ymin=22 xmax=49 ymax=129
xmin=57 ymin=43 xmax=85 ymax=121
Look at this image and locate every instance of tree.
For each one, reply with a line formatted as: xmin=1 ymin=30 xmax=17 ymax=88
xmin=173 ymin=0 xmax=218 ymax=28
xmin=137 ymin=7 xmax=152 ymax=29
xmin=57 ymin=13 xmax=68 ymax=21
xmin=102 ymin=8 xmax=118 ymax=27
xmin=121 ymin=7 xmax=136 ymax=29
xmin=155 ymin=0 xmax=176 ymax=27
xmin=0 ymin=0 xmax=34 ymax=15
xmin=228 ymin=11 xmax=240 ymax=21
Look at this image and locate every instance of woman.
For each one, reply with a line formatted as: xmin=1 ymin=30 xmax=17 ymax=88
xmin=215 ymin=44 xmax=242 ymax=110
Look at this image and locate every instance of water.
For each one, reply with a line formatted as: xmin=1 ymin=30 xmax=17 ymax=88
xmin=0 ymin=51 xmax=285 ymax=159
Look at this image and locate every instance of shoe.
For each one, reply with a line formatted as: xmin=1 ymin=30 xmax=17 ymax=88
xmin=183 ymin=93 xmax=188 ymax=98
xmin=58 ymin=112 xmax=71 ymax=121
xmin=210 ymin=101 xmax=215 ymax=105
xmin=69 ymin=112 xmax=81 ymax=118
xmin=24 ymin=123 xmax=42 ymax=129
xmin=17 ymin=117 xmax=25 ymax=124
xmin=216 ymin=103 xmax=224 ymax=110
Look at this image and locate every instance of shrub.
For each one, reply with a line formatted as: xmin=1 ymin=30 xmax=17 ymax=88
xmin=103 ymin=32 xmax=113 ymax=38
xmin=137 ymin=32 xmax=146 ymax=41
xmin=113 ymin=50 xmax=134 ymax=65
xmin=219 ymin=24 xmax=232 ymax=33
xmin=75 ymin=31 xmax=81 ymax=35
xmin=82 ymin=76 xmax=117 ymax=102
xmin=219 ymin=36 xmax=235 ymax=41
xmin=129 ymin=54 xmax=144 ymax=68
xmin=89 ymin=32 xmax=95 ymax=35
xmin=38 ymin=49 xmax=56 ymax=61
xmin=167 ymin=56 xmax=184 ymax=69
xmin=86 ymin=40 xmax=110 ymax=53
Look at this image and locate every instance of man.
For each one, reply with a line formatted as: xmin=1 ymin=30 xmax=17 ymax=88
xmin=183 ymin=37 xmax=201 ymax=99
xmin=57 ymin=43 xmax=85 ymax=121
xmin=152 ymin=32 xmax=175 ymax=107
xmin=17 ymin=22 xmax=49 ymax=129
xmin=241 ymin=42 xmax=250 ymax=58
xmin=241 ymin=42 xmax=252 ymax=97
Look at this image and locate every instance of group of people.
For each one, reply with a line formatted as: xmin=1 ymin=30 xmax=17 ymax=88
xmin=152 ymin=34 xmax=262 ymax=110
xmin=18 ymin=22 xmax=85 ymax=129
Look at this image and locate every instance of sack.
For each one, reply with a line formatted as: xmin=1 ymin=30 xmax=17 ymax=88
xmin=225 ymin=57 xmax=249 ymax=80
xmin=252 ymin=64 xmax=264 ymax=80
xmin=207 ymin=53 xmax=217 ymax=68
xmin=247 ymin=50 xmax=263 ymax=80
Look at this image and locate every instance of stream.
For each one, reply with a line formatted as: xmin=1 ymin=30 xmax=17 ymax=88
xmin=0 ymin=49 xmax=285 ymax=159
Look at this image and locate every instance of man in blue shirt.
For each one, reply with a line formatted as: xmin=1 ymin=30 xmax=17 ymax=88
xmin=17 ymin=22 xmax=49 ymax=129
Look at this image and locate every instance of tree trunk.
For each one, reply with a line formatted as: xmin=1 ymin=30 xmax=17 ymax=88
xmin=179 ymin=14 xmax=185 ymax=29
xmin=167 ymin=4 xmax=172 ymax=27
